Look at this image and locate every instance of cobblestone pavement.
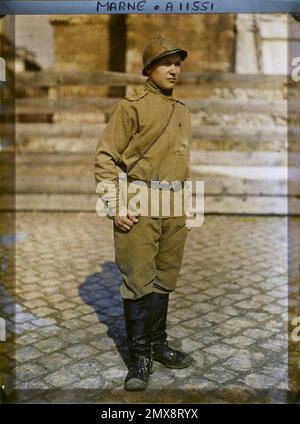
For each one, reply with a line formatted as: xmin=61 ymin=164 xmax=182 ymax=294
xmin=0 ymin=212 xmax=296 ymax=403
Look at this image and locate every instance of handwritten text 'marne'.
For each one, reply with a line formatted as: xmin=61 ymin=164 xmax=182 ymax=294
xmin=96 ymin=1 xmax=215 ymax=13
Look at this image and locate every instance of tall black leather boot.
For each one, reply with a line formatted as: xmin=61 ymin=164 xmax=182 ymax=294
xmin=123 ymin=293 xmax=153 ymax=391
xmin=151 ymin=292 xmax=193 ymax=369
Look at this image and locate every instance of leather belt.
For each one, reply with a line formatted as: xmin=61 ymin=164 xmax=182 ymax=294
xmin=125 ymin=176 xmax=185 ymax=192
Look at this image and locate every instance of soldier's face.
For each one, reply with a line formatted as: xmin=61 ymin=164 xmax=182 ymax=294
xmin=147 ymin=53 xmax=181 ymax=90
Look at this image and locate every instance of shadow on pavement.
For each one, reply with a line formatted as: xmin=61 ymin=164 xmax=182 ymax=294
xmin=78 ymin=261 xmax=129 ymax=366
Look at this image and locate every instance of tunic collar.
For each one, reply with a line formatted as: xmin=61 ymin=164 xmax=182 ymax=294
xmin=144 ymin=79 xmax=174 ymax=98
xmin=144 ymin=79 xmax=185 ymax=105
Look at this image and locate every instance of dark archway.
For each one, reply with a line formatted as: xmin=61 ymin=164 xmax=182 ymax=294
xmin=108 ymin=15 xmax=127 ymax=98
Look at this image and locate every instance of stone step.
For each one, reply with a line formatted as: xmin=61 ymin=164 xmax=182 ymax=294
xmin=191 ymin=165 xmax=289 ymax=181
xmin=14 ymin=123 xmax=288 ymax=138
xmin=12 ymin=136 xmax=289 ymax=153
xmin=13 ymin=151 xmax=291 ymax=166
xmin=14 ymin=98 xmax=288 ymax=117
xmin=14 ymin=171 xmax=296 ymax=196
xmin=3 ymin=151 xmax=297 ymax=197
xmin=1 ymin=151 xmax=297 ymax=213
xmin=14 ymin=123 xmax=291 ymax=153
xmin=192 ymin=125 xmax=288 ymax=145
xmin=191 ymin=151 xmax=288 ymax=166
xmin=1 ymin=193 xmax=298 ymax=215
xmin=174 ymin=86 xmax=286 ymax=100
xmin=15 ymin=70 xmax=286 ymax=89
xmin=14 ymin=174 xmax=291 ymax=196
xmin=189 ymin=168 xmax=296 ymax=196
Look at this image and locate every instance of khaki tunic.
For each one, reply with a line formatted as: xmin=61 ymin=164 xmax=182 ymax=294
xmin=94 ymin=79 xmax=191 ymax=299
xmin=95 ymin=79 xmax=192 ymax=217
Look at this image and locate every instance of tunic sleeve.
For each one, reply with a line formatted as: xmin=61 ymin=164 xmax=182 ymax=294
xmin=94 ymin=99 xmax=138 ymax=218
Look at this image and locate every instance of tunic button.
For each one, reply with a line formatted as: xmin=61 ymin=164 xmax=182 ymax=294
xmin=179 ymin=123 xmax=182 ymax=127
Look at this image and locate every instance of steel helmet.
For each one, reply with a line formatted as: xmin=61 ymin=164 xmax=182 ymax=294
xmin=142 ymin=36 xmax=188 ymax=76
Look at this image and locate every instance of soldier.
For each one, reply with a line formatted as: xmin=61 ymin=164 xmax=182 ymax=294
xmin=95 ymin=36 xmax=194 ymax=391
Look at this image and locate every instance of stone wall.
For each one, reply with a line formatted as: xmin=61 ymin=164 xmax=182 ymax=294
xmin=15 ymin=16 xmax=55 ymax=69
xmin=235 ymin=14 xmax=296 ymax=75
xmin=49 ymin=16 xmax=110 ymax=72
xmin=255 ymin=14 xmax=288 ymax=74
xmin=49 ymin=15 xmax=111 ymax=96
xmin=49 ymin=14 xmax=236 ymax=76
xmin=126 ymin=14 xmax=236 ymax=73
xmin=12 ymin=14 xmax=298 ymax=78
xmin=47 ymin=14 xmax=236 ymax=97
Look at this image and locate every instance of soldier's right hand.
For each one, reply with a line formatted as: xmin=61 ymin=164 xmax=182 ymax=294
xmin=114 ymin=211 xmax=139 ymax=232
